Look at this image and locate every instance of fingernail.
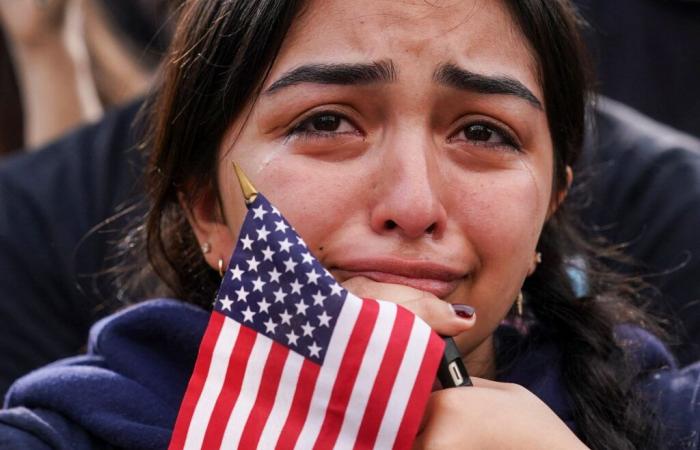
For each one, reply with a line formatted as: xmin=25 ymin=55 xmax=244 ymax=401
xmin=452 ymin=304 xmax=475 ymax=319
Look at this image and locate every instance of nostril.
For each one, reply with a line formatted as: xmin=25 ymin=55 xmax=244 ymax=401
xmin=385 ymin=220 xmax=397 ymax=230
xmin=426 ymin=223 xmax=436 ymax=234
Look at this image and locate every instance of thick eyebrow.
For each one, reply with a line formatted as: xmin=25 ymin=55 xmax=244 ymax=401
xmin=264 ymin=60 xmax=397 ymax=94
xmin=434 ymin=63 xmax=543 ymax=110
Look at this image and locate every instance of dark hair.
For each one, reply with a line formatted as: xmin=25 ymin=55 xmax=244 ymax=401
xmin=136 ymin=1 xmax=660 ymax=448
xmin=94 ymin=0 xmax=180 ymax=69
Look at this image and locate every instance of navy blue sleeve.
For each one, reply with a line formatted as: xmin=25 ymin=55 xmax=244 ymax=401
xmin=0 ymin=101 xmax=145 ymax=397
xmin=0 ymin=407 xmax=93 ymax=450
xmin=645 ymin=362 xmax=700 ymax=450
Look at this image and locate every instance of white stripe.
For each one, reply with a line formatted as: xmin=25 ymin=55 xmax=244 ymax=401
xmin=183 ymin=317 xmax=241 ymax=450
xmin=294 ymin=294 xmax=364 ymax=449
xmin=219 ymin=333 xmax=272 ymax=448
xmin=333 ymin=300 xmax=396 ymax=449
xmin=256 ymin=351 xmax=304 ymax=448
xmin=373 ymin=318 xmax=431 ymax=450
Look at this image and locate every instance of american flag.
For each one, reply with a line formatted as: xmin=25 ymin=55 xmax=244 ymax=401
xmin=169 ymin=194 xmax=444 ymax=450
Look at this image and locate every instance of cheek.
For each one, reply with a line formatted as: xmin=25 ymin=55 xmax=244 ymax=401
xmin=249 ymin=156 xmax=367 ymax=253
xmin=452 ymin=168 xmax=549 ymax=327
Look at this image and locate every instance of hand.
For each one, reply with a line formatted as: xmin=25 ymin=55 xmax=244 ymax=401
xmin=340 ymin=276 xmax=475 ymax=337
xmin=413 ymin=377 xmax=589 ymax=450
xmin=0 ymin=0 xmax=69 ymax=48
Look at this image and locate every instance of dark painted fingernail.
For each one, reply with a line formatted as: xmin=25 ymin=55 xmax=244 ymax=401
xmin=452 ymin=304 xmax=476 ymax=319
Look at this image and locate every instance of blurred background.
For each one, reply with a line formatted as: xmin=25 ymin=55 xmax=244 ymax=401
xmin=0 ymin=0 xmax=176 ymax=156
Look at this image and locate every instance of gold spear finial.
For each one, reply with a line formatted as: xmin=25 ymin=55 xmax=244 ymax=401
xmin=232 ymin=162 xmax=258 ymax=205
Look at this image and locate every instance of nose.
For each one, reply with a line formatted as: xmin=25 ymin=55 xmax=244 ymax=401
xmin=369 ymin=136 xmax=447 ymax=240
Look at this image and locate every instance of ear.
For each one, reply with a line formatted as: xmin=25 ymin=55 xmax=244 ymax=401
xmin=180 ymin=188 xmax=236 ymax=272
xmin=547 ymin=165 xmax=573 ymax=219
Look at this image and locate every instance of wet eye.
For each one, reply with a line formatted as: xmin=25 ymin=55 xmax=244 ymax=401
xmin=465 ymin=124 xmax=495 ymax=142
xmin=452 ymin=122 xmax=520 ymax=151
xmin=290 ymin=112 xmax=358 ymax=137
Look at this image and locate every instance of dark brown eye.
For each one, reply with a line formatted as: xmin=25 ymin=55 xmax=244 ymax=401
xmin=310 ymin=114 xmax=341 ymax=132
xmin=450 ymin=121 xmax=520 ymax=152
xmin=464 ymin=124 xmax=493 ymax=142
xmin=290 ymin=112 xmax=357 ymax=138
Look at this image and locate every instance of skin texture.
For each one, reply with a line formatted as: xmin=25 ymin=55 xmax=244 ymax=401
xmin=188 ymin=0 xmax=584 ymax=447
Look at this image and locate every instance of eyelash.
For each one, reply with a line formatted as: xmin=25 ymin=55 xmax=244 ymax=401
xmin=286 ymin=111 xmax=522 ymax=152
xmin=286 ymin=110 xmax=360 ymax=140
xmin=448 ymin=120 xmax=522 ymax=152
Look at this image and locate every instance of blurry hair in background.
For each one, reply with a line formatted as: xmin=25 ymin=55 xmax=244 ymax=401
xmin=95 ymin=0 xmax=173 ymax=68
xmin=85 ymin=0 xmax=177 ymax=106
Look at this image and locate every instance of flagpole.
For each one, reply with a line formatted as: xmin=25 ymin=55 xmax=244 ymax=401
xmin=232 ymin=162 xmax=258 ymax=205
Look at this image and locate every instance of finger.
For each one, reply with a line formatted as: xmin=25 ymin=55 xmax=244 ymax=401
xmin=341 ymin=276 xmax=476 ymax=336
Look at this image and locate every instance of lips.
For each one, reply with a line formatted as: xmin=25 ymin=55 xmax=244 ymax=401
xmin=331 ymin=258 xmax=466 ymax=298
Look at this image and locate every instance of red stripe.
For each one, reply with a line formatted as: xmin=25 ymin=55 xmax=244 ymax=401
xmin=238 ymin=341 xmax=290 ymax=447
xmin=392 ymin=331 xmax=445 ymax=450
xmin=200 ymin=325 xmax=257 ymax=449
xmin=312 ymin=298 xmax=380 ymax=450
xmin=353 ymin=306 xmax=415 ymax=449
xmin=168 ymin=312 xmax=225 ymax=450
xmin=275 ymin=359 xmax=321 ymax=450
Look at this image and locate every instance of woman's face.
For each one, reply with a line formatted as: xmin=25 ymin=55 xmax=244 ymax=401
xmin=195 ymin=0 xmax=559 ymax=364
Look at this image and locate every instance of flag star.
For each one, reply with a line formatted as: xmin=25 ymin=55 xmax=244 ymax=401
xmin=301 ymin=252 xmax=314 ymax=265
xmin=263 ymin=317 xmax=277 ymax=334
xmin=257 ymin=298 xmax=271 ymax=314
xmin=312 ymin=291 xmax=326 ymax=306
xmin=301 ymin=321 xmax=316 ymax=337
xmin=330 ymin=283 xmax=343 ymax=297
xmin=279 ymin=309 xmax=292 ymax=325
xmin=296 ymin=236 xmax=307 ymax=249
xmin=283 ymin=257 xmax=298 ymax=273
xmin=241 ymin=234 xmax=254 ymax=250
xmin=252 ymin=276 xmax=265 ymax=292
xmin=235 ymin=286 xmax=249 ymax=302
xmin=275 ymin=220 xmax=289 ymax=233
xmin=268 ymin=267 xmax=282 ymax=283
xmin=305 ymin=269 xmax=320 ymax=285
xmin=241 ymin=306 xmax=255 ymax=323
xmin=286 ymin=330 xmax=299 ymax=346
xmin=290 ymin=279 xmax=303 ymax=295
xmin=278 ymin=238 xmax=293 ymax=253
xmin=271 ymin=206 xmax=281 ymax=216
xmin=261 ymin=246 xmax=275 ymax=262
xmin=295 ymin=299 xmax=309 ymax=316
xmin=229 ymin=265 xmax=244 ymax=281
xmin=273 ymin=287 xmax=287 ymax=303
xmin=256 ymin=225 xmax=270 ymax=241
xmin=318 ymin=310 xmax=332 ymax=327
xmin=247 ymin=256 xmax=260 ymax=272
xmin=252 ymin=204 xmax=267 ymax=220
xmin=308 ymin=341 xmax=322 ymax=358
xmin=219 ymin=295 xmax=234 ymax=311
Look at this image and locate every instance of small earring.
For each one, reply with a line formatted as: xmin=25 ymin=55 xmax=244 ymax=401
xmin=201 ymin=242 xmax=212 ymax=254
xmin=535 ymin=252 xmax=542 ymax=264
xmin=515 ymin=291 xmax=524 ymax=317
xmin=218 ymin=258 xmax=225 ymax=278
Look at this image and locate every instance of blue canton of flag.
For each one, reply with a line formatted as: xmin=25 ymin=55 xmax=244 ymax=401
xmin=215 ymin=195 xmax=343 ymax=364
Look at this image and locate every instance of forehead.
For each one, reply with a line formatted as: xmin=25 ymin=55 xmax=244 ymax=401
xmin=267 ymin=0 xmax=541 ymax=98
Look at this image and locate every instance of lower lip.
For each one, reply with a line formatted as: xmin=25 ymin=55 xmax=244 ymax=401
xmin=336 ymin=270 xmax=461 ymax=298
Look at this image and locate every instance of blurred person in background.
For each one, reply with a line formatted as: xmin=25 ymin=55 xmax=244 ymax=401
xmin=0 ymin=0 xmax=173 ymax=153
xmin=0 ymin=0 xmax=177 ymax=396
